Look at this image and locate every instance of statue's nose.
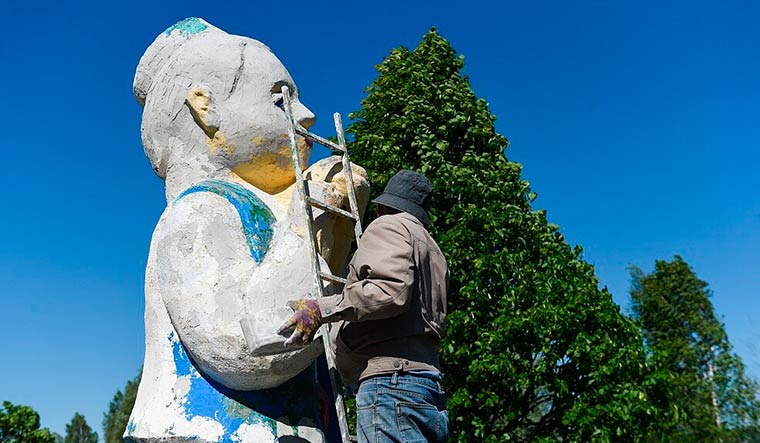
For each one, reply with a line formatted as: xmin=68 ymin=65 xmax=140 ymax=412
xmin=294 ymin=102 xmax=316 ymax=130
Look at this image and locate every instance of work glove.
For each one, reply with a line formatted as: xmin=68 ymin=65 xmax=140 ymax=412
xmin=277 ymin=299 xmax=323 ymax=346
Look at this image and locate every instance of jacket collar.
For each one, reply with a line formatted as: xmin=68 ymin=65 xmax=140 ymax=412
xmin=396 ymin=211 xmax=424 ymax=227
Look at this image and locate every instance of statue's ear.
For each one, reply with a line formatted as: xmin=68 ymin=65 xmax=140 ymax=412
xmin=185 ymin=85 xmax=220 ymax=139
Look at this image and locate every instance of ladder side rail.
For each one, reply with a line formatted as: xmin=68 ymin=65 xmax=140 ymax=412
xmin=282 ymin=87 xmax=352 ymax=443
xmin=325 ymin=346 xmax=352 ymax=443
xmin=333 ymin=113 xmax=364 ymax=240
xmin=329 ymin=113 xmax=360 ymax=442
xmin=282 ymin=86 xmax=324 ymax=300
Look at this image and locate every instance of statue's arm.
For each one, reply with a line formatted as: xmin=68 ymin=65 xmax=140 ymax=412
xmin=152 ymin=193 xmax=258 ymax=382
xmin=152 ymin=192 xmax=323 ymax=390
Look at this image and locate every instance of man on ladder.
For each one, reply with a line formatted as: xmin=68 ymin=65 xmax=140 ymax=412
xmin=279 ymin=169 xmax=450 ymax=443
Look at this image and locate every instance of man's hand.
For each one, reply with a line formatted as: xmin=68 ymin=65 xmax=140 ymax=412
xmin=277 ymin=299 xmax=323 ymax=346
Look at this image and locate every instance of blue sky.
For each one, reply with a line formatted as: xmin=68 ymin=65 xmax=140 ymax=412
xmin=1 ymin=0 xmax=758 ymax=436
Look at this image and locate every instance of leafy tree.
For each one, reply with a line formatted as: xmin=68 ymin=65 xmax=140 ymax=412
xmin=0 ymin=401 xmax=55 ymax=443
xmin=63 ymin=414 xmax=96 ymax=443
xmin=103 ymin=372 xmax=140 ymax=443
xmin=630 ymin=256 xmax=760 ymax=442
xmin=347 ymin=28 xmax=660 ymax=442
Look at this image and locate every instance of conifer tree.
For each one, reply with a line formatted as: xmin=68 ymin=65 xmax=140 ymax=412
xmin=103 ymin=372 xmax=140 ymax=443
xmin=630 ymin=256 xmax=760 ymax=442
xmin=347 ymin=28 xmax=660 ymax=442
xmin=63 ymin=414 xmax=96 ymax=443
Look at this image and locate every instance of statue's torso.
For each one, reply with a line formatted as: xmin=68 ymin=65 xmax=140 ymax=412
xmin=126 ymin=180 xmax=331 ymax=443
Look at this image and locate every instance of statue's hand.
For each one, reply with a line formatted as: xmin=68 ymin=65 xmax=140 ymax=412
xmin=303 ymin=157 xmax=370 ymax=273
xmin=278 ymin=299 xmax=323 ymax=346
xmin=305 ymin=157 xmax=370 ymax=211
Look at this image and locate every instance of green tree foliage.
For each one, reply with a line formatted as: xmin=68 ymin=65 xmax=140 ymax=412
xmin=63 ymin=414 xmax=96 ymax=443
xmin=630 ymin=256 xmax=760 ymax=442
xmin=347 ymin=28 xmax=659 ymax=442
xmin=103 ymin=372 xmax=140 ymax=443
xmin=0 ymin=401 xmax=55 ymax=443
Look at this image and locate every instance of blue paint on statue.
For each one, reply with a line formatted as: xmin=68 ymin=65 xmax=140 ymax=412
xmin=176 ymin=180 xmax=275 ymax=263
xmin=170 ymin=335 xmax=327 ymax=440
xmin=170 ymin=337 xmax=279 ymax=439
xmin=164 ymin=17 xmax=209 ymax=36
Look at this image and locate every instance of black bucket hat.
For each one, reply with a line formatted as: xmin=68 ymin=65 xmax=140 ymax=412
xmin=372 ymin=170 xmax=433 ymax=226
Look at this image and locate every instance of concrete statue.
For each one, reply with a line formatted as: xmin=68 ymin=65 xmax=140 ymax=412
xmin=126 ymin=17 xmax=369 ymax=443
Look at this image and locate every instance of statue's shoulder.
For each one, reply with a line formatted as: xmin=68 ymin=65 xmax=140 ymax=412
xmin=161 ymin=179 xmax=277 ymax=263
xmin=175 ymin=179 xmax=274 ymax=218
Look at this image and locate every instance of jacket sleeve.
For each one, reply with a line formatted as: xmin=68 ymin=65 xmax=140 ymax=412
xmin=318 ymin=216 xmax=414 ymax=322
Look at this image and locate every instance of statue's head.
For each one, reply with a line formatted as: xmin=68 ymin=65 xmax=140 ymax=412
xmin=135 ymin=18 xmax=315 ymax=194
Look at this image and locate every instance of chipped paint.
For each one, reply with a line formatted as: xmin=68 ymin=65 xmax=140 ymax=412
xmin=231 ymin=423 xmax=276 ymax=443
xmin=170 ymin=335 xmax=324 ymax=442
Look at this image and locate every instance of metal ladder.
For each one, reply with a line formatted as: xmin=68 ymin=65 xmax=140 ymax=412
xmin=282 ymin=86 xmax=362 ymax=443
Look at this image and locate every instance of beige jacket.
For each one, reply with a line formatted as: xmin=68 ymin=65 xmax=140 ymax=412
xmin=318 ymin=212 xmax=449 ymax=384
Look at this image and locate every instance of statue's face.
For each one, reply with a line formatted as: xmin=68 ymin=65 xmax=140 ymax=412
xmin=216 ymin=41 xmax=315 ymax=194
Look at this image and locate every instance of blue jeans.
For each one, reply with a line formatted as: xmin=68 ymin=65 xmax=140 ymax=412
xmin=356 ymin=372 xmax=449 ymax=443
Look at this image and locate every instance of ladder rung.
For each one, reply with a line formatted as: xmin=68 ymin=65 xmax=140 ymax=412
xmin=320 ymin=272 xmax=347 ymax=285
xmin=295 ymin=127 xmax=346 ymax=153
xmin=306 ymin=196 xmax=358 ymax=221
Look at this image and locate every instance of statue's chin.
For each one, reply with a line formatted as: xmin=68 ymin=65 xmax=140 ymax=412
xmin=231 ymin=159 xmax=296 ymax=195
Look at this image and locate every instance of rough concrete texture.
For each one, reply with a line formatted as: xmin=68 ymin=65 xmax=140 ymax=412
xmin=127 ymin=17 xmax=368 ymax=443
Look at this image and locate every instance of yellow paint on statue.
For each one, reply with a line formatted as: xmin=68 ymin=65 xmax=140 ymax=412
xmin=207 ymin=131 xmax=234 ymax=155
xmin=186 ymin=88 xmax=218 ymax=138
xmin=232 ymin=152 xmax=295 ymax=195
xmin=187 ymin=88 xmax=210 ymax=114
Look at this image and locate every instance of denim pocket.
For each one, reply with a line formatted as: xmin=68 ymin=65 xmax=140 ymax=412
xmin=396 ymin=402 xmax=447 ymax=443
